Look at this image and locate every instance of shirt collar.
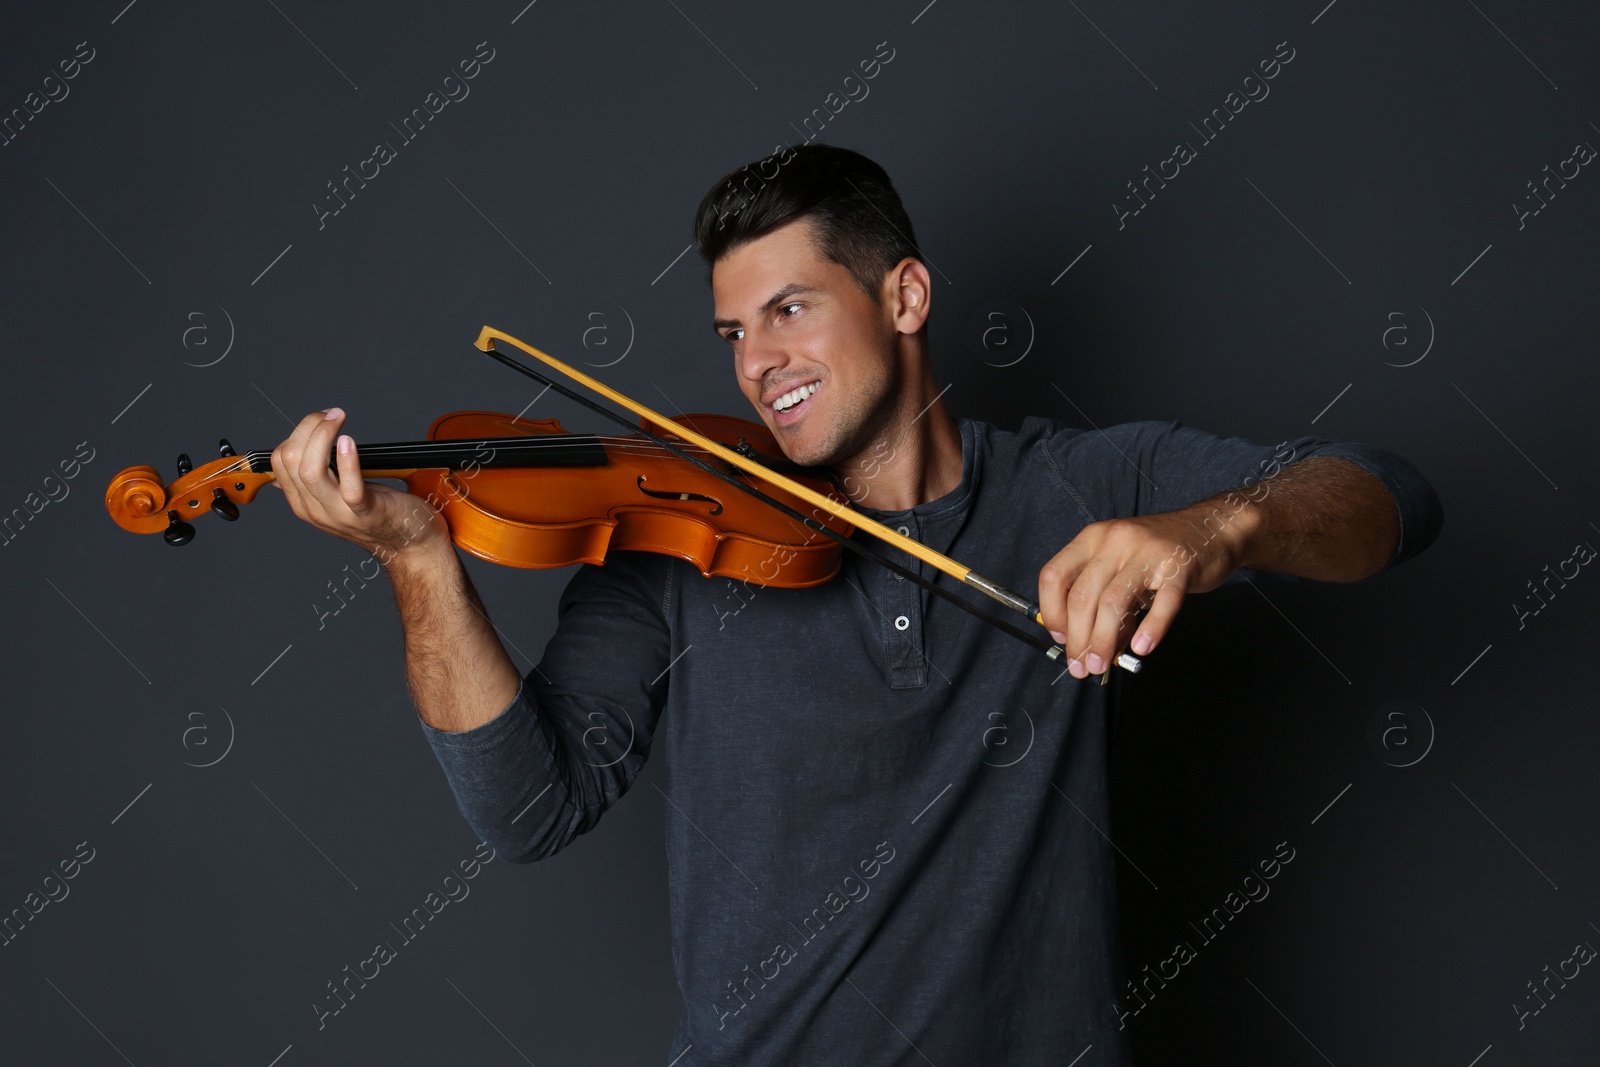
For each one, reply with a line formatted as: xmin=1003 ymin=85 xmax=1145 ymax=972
xmin=853 ymin=417 xmax=979 ymax=523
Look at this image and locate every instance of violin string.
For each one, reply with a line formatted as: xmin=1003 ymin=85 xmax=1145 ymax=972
xmin=225 ymin=438 xmax=733 ymax=471
xmin=471 ymin=346 xmax=1061 ymax=656
xmin=290 ymin=437 xmax=738 ymax=458
xmin=202 ymin=441 xmax=746 ymax=494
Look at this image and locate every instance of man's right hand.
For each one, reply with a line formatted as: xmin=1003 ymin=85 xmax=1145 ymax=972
xmin=270 ymin=407 xmax=450 ymax=563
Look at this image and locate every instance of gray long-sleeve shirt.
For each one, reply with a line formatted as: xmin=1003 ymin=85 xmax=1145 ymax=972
xmin=417 ymin=416 xmax=1444 ymax=1065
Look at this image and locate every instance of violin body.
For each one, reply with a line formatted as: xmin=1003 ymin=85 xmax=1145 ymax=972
xmin=106 ymin=411 xmax=855 ymax=588
xmin=409 ymin=411 xmax=853 ymax=585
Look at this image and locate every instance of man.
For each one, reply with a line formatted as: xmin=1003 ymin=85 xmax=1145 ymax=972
xmin=270 ymin=144 xmax=1442 ymax=1064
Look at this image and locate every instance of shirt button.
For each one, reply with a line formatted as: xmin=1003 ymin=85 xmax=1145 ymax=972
xmin=897 ymin=525 xmax=910 ymax=536
xmin=894 ymin=615 xmax=910 ymax=631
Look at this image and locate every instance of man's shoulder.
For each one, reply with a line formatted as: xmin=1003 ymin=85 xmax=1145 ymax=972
xmin=968 ymin=415 xmax=1180 ymax=470
xmin=964 ymin=416 xmax=1199 ymax=525
xmin=962 ymin=414 xmax=1070 ymax=456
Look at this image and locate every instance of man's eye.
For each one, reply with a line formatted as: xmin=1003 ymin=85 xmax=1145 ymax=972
xmin=779 ymin=302 xmax=802 ymax=318
xmin=725 ymin=329 xmax=743 ymax=344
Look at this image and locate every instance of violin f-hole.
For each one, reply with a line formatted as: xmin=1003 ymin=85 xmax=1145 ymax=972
xmin=636 ymin=476 xmax=723 ymax=515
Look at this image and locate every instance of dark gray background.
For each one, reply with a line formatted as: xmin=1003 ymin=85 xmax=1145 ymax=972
xmin=2 ymin=0 xmax=1596 ymax=1063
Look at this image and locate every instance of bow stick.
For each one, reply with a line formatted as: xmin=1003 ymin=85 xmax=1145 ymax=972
xmin=473 ymin=324 xmax=1143 ymax=680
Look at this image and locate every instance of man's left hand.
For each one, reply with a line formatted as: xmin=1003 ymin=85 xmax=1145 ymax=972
xmin=1036 ymin=506 xmax=1255 ymax=679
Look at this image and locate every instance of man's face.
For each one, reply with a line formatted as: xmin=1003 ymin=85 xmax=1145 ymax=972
xmin=711 ymin=217 xmax=899 ymax=468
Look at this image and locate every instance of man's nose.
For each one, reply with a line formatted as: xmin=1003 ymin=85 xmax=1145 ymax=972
xmin=737 ymin=329 xmax=787 ymax=383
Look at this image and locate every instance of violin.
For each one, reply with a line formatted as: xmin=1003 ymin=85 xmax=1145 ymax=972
xmin=105 ymin=324 xmax=1141 ymax=679
xmin=104 ymin=410 xmax=855 ymax=587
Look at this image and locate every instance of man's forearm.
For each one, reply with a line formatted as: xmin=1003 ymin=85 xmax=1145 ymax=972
xmin=384 ymin=541 xmax=522 ymax=733
xmin=1216 ymin=456 xmax=1400 ymax=583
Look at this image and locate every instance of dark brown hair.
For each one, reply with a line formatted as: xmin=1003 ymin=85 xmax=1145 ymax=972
xmin=693 ymin=143 xmax=921 ymax=302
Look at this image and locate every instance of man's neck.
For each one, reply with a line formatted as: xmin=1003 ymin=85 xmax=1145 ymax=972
xmin=835 ymin=398 xmax=963 ymax=512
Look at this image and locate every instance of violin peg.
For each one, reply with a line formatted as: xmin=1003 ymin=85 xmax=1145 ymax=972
xmin=210 ymin=488 xmax=240 ymax=521
xmin=163 ymin=510 xmax=196 ymax=546
xmin=177 ymin=452 xmax=193 ymax=476
xmin=218 ymin=438 xmax=236 ymax=457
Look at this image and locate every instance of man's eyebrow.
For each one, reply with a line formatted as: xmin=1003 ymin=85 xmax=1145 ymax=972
xmin=711 ymin=284 xmax=819 ymax=333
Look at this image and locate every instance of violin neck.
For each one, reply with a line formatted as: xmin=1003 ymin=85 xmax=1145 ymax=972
xmin=240 ymin=435 xmax=610 ymax=474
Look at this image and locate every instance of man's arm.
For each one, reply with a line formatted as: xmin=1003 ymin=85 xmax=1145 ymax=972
xmin=269 ymin=406 xmax=669 ymax=862
xmin=414 ymin=550 xmax=675 ymax=862
xmin=268 ymin=407 xmax=520 ymax=733
xmin=1223 ymin=455 xmax=1399 ymax=583
xmin=1037 ymin=422 xmax=1443 ymax=679
xmin=1038 ymin=463 xmax=1397 ymax=678
xmin=385 ymin=538 xmax=521 ymax=734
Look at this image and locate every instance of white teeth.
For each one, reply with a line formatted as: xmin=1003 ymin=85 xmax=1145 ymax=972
xmin=774 ymin=381 xmax=819 ymax=412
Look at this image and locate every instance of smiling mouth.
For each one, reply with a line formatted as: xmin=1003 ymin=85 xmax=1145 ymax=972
xmin=772 ymin=380 xmax=820 ymax=416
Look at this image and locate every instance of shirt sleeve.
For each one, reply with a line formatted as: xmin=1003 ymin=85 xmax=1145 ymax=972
xmin=1044 ymin=419 xmax=1444 ymax=585
xmin=414 ymin=549 xmax=676 ymax=862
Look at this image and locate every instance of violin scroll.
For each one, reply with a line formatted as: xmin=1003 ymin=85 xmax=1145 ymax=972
xmin=105 ymin=452 xmax=275 ymax=541
xmin=104 ymin=465 xmax=169 ymax=529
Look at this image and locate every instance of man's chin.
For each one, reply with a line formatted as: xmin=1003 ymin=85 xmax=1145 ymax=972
xmin=770 ymin=428 xmax=837 ymax=471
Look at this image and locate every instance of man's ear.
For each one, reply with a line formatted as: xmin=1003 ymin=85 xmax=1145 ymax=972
xmin=885 ymin=257 xmax=931 ymax=334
